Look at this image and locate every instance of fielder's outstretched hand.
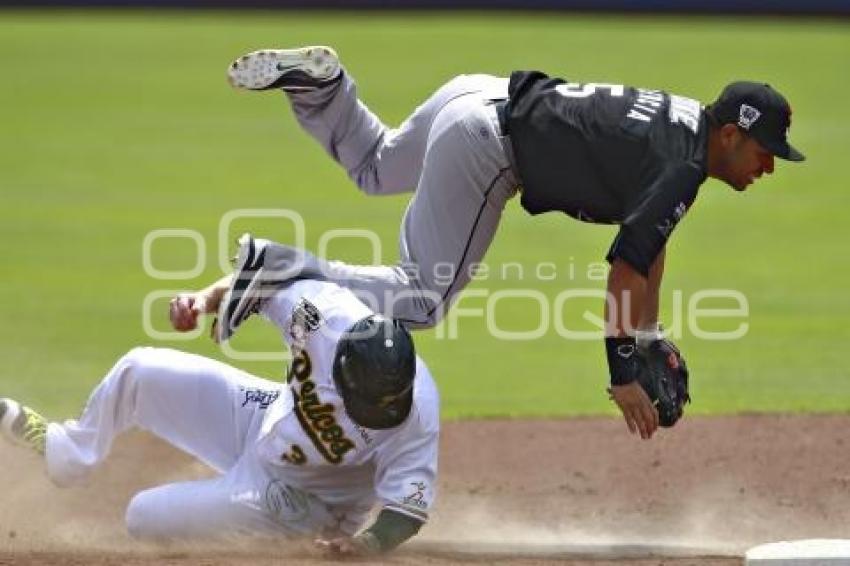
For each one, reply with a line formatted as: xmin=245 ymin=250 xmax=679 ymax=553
xmin=608 ymin=382 xmax=659 ymax=440
xmin=169 ymin=294 xmax=206 ymax=332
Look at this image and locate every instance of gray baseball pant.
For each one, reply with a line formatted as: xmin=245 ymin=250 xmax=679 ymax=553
xmin=264 ymin=72 xmax=520 ymax=328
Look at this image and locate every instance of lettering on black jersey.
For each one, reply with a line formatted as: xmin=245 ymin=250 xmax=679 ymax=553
xmin=555 ymin=82 xmax=625 ymax=99
xmin=656 ymin=201 xmax=690 ymax=238
xmin=622 ymin=89 xmax=666 ymax=138
xmin=626 ymin=89 xmax=664 ymax=123
xmin=668 ymin=95 xmax=702 ymax=134
xmin=286 ymin=348 xmax=355 ymax=465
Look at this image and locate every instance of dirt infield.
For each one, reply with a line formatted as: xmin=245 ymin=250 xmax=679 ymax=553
xmin=1 ymin=415 xmax=848 ymax=565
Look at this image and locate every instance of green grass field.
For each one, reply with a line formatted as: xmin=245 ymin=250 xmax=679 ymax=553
xmin=1 ymin=10 xmax=848 ymax=419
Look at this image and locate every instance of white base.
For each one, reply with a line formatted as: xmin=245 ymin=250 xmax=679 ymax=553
xmin=746 ymin=539 xmax=850 ymax=565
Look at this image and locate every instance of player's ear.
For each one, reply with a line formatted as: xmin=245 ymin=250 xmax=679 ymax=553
xmin=719 ymin=123 xmax=742 ymax=149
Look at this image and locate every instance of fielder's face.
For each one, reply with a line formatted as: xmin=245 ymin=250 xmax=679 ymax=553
xmin=717 ymin=126 xmax=776 ymax=192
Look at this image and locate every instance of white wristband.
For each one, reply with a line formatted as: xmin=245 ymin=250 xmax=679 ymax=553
xmin=635 ymin=324 xmax=664 ymax=348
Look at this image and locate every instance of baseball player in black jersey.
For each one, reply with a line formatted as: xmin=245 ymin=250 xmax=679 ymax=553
xmin=226 ymin=46 xmax=804 ymax=441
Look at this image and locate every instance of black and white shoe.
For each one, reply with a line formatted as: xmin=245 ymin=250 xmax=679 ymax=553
xmin=227 ymin=46 xmax=341 ymax=92
xmin=215 ymin=233 xmax=274 ymax=343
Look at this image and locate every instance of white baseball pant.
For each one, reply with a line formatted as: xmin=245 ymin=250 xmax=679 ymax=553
xmin=45 ymin=347 xmax=338 ymax=540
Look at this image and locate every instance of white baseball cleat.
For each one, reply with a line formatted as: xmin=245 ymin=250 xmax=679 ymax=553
xmin=0 ymin=398 xmax=47 ymax=455
xmin=227 ymin=46 xmax=341 ymax=91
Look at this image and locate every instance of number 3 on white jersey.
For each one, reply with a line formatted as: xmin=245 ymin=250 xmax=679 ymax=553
xmin=556 ymin=82 xmax=625 ymax=98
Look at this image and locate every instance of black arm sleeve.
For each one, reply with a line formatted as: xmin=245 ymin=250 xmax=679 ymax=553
xmin=606 ymin=163 xmax=703 ymax=276
xmin=356 ymin=508 xmax=424 ymax=552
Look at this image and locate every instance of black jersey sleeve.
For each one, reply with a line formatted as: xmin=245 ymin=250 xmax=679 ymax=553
xmin=606 ymin=162 xmax=703 ymax=276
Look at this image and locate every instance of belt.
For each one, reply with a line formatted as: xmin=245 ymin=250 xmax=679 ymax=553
xmin=493 ymin=98 xmax=510 ymax=136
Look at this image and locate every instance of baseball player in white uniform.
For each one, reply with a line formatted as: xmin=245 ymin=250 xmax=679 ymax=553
xmin=0 ymin=234 xmax=440 ymax=556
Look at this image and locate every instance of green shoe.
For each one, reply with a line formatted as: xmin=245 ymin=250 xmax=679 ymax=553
xmin=0 ymin=398 xmax=47 ymax=455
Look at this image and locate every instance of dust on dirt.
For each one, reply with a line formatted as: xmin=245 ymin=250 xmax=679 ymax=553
xmin=1 ymin=415 xmax=848 ymax=565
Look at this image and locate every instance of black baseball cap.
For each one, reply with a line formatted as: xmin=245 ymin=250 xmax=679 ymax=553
xmin=706 ymin=81 xmax=805 ymax=162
